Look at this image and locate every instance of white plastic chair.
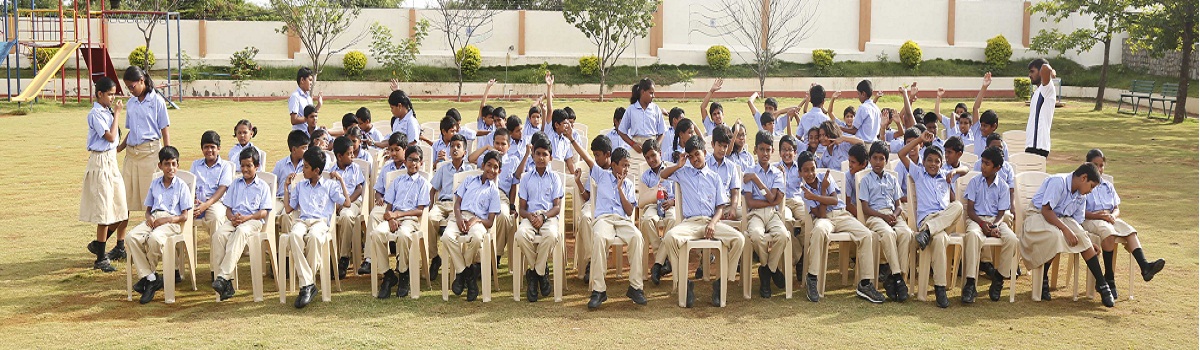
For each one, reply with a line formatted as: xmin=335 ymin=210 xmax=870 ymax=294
xmin=1009 ymin=152 xmax=1047 ymax=174
xmin=370 ymin=170 xmax=432 ymax=299
xmin=238 ymin=172 xmax=281 ymax=302
xmin=125 ymin=171 xmax=198 ymax=304
xmin=739 ymin=186 xmax=794 ymax=300
xmin=1001 ymin=130 xmax=1026 ymax=150
xmin=512 ymin=171 xmax=567 ymax=302
xmin=671 ymin=182 xmax=731 ymax=307
xmin=1015 ymin=171 xmax=1080 ymax=301
xmin=350 ymin=159 xmax=373 ymax=271
xmin=420 ymin=121 xmax=439 ymax=143
xmin=440 ymin=170 xmax=498 ymax=302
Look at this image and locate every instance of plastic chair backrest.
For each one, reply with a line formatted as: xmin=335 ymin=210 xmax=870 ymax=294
xmin=963 ymin=143 xmax=975 ymax=155
xmin=353 ymin=159 xmax=373 ymax=212
xmin=958 ymin=152 xmax=979 ymax=170
xmin=452 ymin=169 xmax=485 ymax=194
xmin=635 ymin=171 xmax=658 ymax=208
xmin=1009 ymin=152 xmax=1047 ymax=174
xmin=1001 ymin=130 xmax=1026 ymax=149
xmin=420 ymin=121 xmax=439 ymax=142
xmin=955 ymin=171 xmax=980 ymax=232
xmin=574 ymin=124 xmax=589 ymax=141
xmin=417 ymin=144 xmax=434 ymax=174
xmin=1013 ymin=171 xmax=1050 ymax=235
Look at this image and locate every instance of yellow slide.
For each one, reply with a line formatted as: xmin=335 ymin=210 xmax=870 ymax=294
xmin=12 ymin=42 xmax=81 ymax=102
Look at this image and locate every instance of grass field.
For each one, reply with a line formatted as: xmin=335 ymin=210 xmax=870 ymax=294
xmin=0 ymin=96 xmax=1195 ymax=348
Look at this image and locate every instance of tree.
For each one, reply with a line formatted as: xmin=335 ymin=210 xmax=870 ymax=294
xmin=123 ymin=0 xmax=181 ymax=69
xmin=1030 ymin=0 xmax=1138 ymax=111
xmin=179 ymin=0 xmax=278 ymax=20
xmin=428 ymin=0 xmax=500 ymax=100
xmin=561 ymin=0 xmax=658 ymax=100
xmin=1126 ymin=0 xmax=1197 ymax=123
xmin=696 ymin=0 xmax=819 ymax=96
xmin=369 ymin=19 xmax=430 ymax=81
xmin=271 ymin=0 xmax=368 ymax=84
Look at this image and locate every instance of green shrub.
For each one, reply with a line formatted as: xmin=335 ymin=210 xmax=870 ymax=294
xmin=899 ymin=40 xmax=921 ymax=69
xmin=812 ymin=49 xmax=835 ymax=72
xmin=129 ymin=46 xmax=156 ymax=68
xmin=579 ymin=55 xmax=599 ymax=76
xmin=706 ymin=45 xmax=731 ymax=70
xmin=1014 ymin=77 xmax=1032 ymax=100
xmin=29 ymin=47 xmax=58 ymax=68
xmin=229 ymin=46 xmax=261 ymax=79
xmin=455 ymin=45 xmax=482 ymax=76
xmin=342 ymin=50 xmax=367 ymax=77
xmin=985 ymin=35 xmax=1013 ymax=70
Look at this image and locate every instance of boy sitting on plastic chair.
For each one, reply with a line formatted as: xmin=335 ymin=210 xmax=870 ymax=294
xmin=858 ymin=141 xmax=912 ymax=302
xmin=127 ymin=146 xmax=193 ymax=304
xmin=742 ymin=130 xmax=789 ymax=299
xmin=371 ymin=145 xmax=431 ymax=299
xmin=210 ymin=146 xmax=272 ymax=301
xmin=898 ymin=130 xmax=970 ymax=308
xmin=516 ymin=133 xmax=565 ymax=303
xmin=282 ymin=148 xmax=351 ymax=308
xmin=442 ymin=151 xmax=504 ymax=302
xmin=330 ymin=136 xmax=367 ymax=280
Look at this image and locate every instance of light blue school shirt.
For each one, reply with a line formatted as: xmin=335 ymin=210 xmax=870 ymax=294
xmin=964 ymin=174 xmax=1011 ymax=217
xmin=145 ymin=176 xmax=193 ymax=215
xmin=907 ymin=162 xmax=952 ymax=224
xmin=288 ymin=87 xmax=312 ymax=131
xmin=858 ymin=170 xmax=902 ymax=212
xmin=455 ymin=175 xmax=502 ymax=218
xmin=190 ymin=158 xmax=235 ymax=203
xmin=1031 ymin=174 xmax=1087 ymax=223
xmin=272 ymin=156 xmax=304 ymax=197
xmin=852 ymin=99 xmax=881 ymax=143
xmin=667 ymin=163 xmax=729 ymax=218
xmin=222 ymin=175 xmax=273 ymax=221
xmin=228 ymin=142 xmax=267 ymax=167
xmin=125 ymin=90 xmax=170 ymax=146
xmin=86 ymin=102 xmax=117 ymax=151
xmin=589 ymin=164 xmax=637 ymax=218
xmin=800 ymin=172 xmax=844 ymax=212
xmin=289 ymin=177 xmax=346 ymax=220
xmin=706 ymin=154 xmax=742 ymax=193
xmin=618 ymin=102 xmax=666 ymax=138
xmin=390 ymin=111 xmax=420 ymax=144
xmin=641 ymin=163 xmax=675 ymax=200
xmin=518 ymin=169 xmax=565 ymax=213
xmin=742 ymin=162 xmax=785 ymax=202
xmin=385 ymin=172 xmax=432 ymax=212
xmin=1085 ymin=180 xmax=1120 ymax=212
xmin=431 ymin=160 xmax=476 ymax=201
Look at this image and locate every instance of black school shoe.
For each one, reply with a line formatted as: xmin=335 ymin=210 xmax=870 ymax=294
xmin=986 ymin=267 xmax=1004 ymax=302
xmin=337 ymin=257 xmax=350 ymax=280
xmin=175 ymin=270 xmax=183 ymax=284
xmin=806 ymin=274 xmax=820 ymax=302
xmin=106 ymin=245 xmax=126 ymax=261
xmin=915 ymin=230 xmax=931 ymax=250
xmin=220 ymin=278 xmax=236 ymax=301
xmin=452 ymin=270 xmax=465 ymax=296
xmin=1041 ymin=279 xmax=1052 ymax=301
xmin=934 ymin=286 xmax=949 ymax=308
xmin=856 ymin=281 xmax=885 ymax=304
xmin=295 ymin=285 xmax=315 ymax=308
xmin=397 ymin=270 xmax=411 ymax=298
xmin=1096 ymin=283 xmax=1115 ymax=308
xmin=93 ymin=259 xmax=116 ymax=273
xmin=212 ymin=277 xmax=228 ymax=298
xmin=883 ymin=274 xmax=898 ymax=301
xmin=650 ymin=263 xmax=664 ymax=286
xmin=711 ymin=279 xmax=723 ymax=307
xmin=140 ymin=274 xmax=164 ymax=304
xmin=771 ymin=267 xmax=785 ymax=289
xmin=961 ymin=279 xmax=977 ymax=304
xmin=894 ymin=275 xmax=910 ymax=302
xmin=465 ymin=264 xmax=481 ymax=302
xmin=540 ymin=270 xmax=552 ymax=297
xmin=661 ymin=260 xmax=672 ymax=276
xmin=758 ymin=266 xmax=772 ymax=299
xmin=587 ymin=290 xmax=607 ymax=309
xmin=429 ymin=256 xmax=442 ymax=282
xmin=685 ymin=280 xmax=695 ymax=308
xmin=378 ymin=269 xmax=397 ymax=299
xmin=627 ymin=287 xmax=647 ymax=305
xmin=525 ymin=270 xmax=539 ymax=302
xmin=357 ymin=260 xmax=372 ymax=276
xmin=1142 ymin=259 xmax=1165 ymax=282
xmin=134 ymin=277 xmax=148 ymax=294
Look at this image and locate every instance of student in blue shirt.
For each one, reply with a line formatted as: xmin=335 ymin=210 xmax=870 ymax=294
xmin=126 ymin=146 xmax=193 ymax=304
xmin=727 ymin=122 xmax=754 ymax=170
xmin=428 ymin=134 xmax=476 ymax=279
xmin=330 ymin=136 xmax=367 ymax=279
xmin=121 ymin=66 xmax=172 ymax=251
xmin=796 ymin=85 xmax=831 ymax=144
xmin=568 ymin=133 xmax=616 ymax=279
xmin=191 ymin=131 xmax=235 ymax=269
xmin=356 ymin=107 xmax=387 ymax=149
xmin=547 ymin=109 xmax=579 ymax=173
xmin=366 ymin=132 xmax=410 ymax=257
xmin=699 ymin=78 xmax=727 ymax=135
xmin=920 ymin=113 xmax=947 ymax=151
xmin=640 ymin=139 xmax=678 ymax=285
xmin=797 ymin=150 xmax=881 ymax=304
xmin=272 ymin=130 xmax=311 ymax=235
xmin=484 ymin=127 xmax=526 ymax=268
xmin=1081 ymin=149 xmax=1164 ymax=301
xmin=442 ymin=151 xmax=504 ymax=302
xmin=659 ymin=136 xmax=745 ymax=308
xmin=941 ymin=136 xmax=967 ymax=183
xmin=576 ymin=141 xmax=646 ymax=309
xmin=742 ymin=131 xmax=789 ymax=299
xmin=283 ymin=148 xmax=352 ymax=308
xmin=667 ymin=118 xmax=698 ymax=164
xmin=899 ymin=131 xmax=970 ymax=308
xmin=616 ymin=78 xmax=667 ymax=153
xmin=707 ymin=125 xmax=743 ymax=221
xmin=288 ymin=67 xmax=322 ymax=131
xmin=432 ymin=116 xmax=461 ymax=163
xmin=514 ymin=135 xmax=565 ymax=303
xmin=228 ymin=119 xmax=266 ymax=166
xmin=747 ymin=91 xmax=780 ymax=133
xmin=370 ymin=145 xmax=431 ymax=299
xmin=81 ymin=77 xmax=129 ymax=273
xmin=388 ymin=90 xmax=420 ymax=147
xmin=210 ymin=146 xmax=272 ymax=301
xmin=841 ymin=79 xmax=881 ymax=143
xmin=1021 ymin=163 xmax=1113 ymax=307
xmin=962 ymin=146 xmax=1018 ymax=303
xmin=816 ymin=120 xmax=865 ymax=171
xmin=470 ymin=116 xmax=528 ymax=167
xmin=858 ymin=141 xmax=912 ymax=302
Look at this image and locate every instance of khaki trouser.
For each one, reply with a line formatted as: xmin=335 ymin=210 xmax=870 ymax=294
xmin=590 ymin=214 xmax=645 ymax=292
xmin=198 ymin=202 xmax=230 ymax=270
xmin=494 ymin=196 xmax=516 ymax=259
xmin=275 ymin=198 xmax=297 ymax=235
xmin=784 ymin=198 xmax=809 ymax=265
xmin=964 ymin=216 xmax=1018 ymax=279
xmin=637 ymin=203 xmax=677 ymax=265
xmin=980 ymin=212 xmax=1015 ymax=264
xmin=288 ymin=219 xmax=331 ymax=286
xmin=746 ymin=207 xmax=788 ymax=272
xmin=575 ymin=201 xmax=596 ymax=267
xmin=369 ymin=218 xmax=420 ymax=273
xmin=863 ymin=208 xmax=914 ymax=274
xmin=441 ymin=212 xmax=489 ymax=274
xmin=916 ymin=202 xmax=963 ymax=286
xmin=211 ymin=219 xmax=263 ymax=280
xmin=123 ymin=140 xmax=161 ymax=207
xmin=336 ymin=200 xmax=362 ymax=259
xmin=807 ymin=209 xmax=874 ymax=280
xmin=127 ymin=211 xmax=181 ymax=278
xmin=663 ymin=216 xmax=744 ymax=282
xmin=517 ymin=216 xmax=561 ymax=275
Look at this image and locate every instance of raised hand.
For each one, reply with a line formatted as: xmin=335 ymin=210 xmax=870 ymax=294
xmin=982 ymin=72 xmax=992 ymax=88
xmin=710 ymin=78 xmax=724 ymax=92
xmin=486 ymin=79 xmax=496 ymax=88
xmin=937 ymin=88 xmax=945 ymax=98
xmin=545 ymin=71 xmax=554 ymax=85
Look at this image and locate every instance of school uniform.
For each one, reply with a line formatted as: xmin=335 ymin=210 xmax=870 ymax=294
xmin=858 ymin=170 xmax=914 ymax=274
xmin=517 ymin=168 xmax=565 ymax=277
xmin=355 ymin=149 xmax=373 ymax=164
xmin=638 ymin=164 xmax=677 ymax=266
xmin=370 ymin=161 xmax=406 ymax=229
xmin=475 ymin=130 xmax=496 ymax=151
xmin=441 ymin=175 xmax=503 ymax=274
xmin=603 ymin=128 xmax=631 ymax=151
xmin=429 ymin=160 xmax=477 ymax=226
xmin=706 ymin=154 xmax=743 ymax=220
xmin=908 ymin=162 xmax=963 ymax=287
xmin=362 ymin=128 xmax=385 ymax=150
xmin=1025 ymin=82 xmax=1057 ymax=156
xmin=272 ymin=156 xmax=304 ymax=234
xmin=331 ymin=161 xmax=366 ymax=260
xmin=432 ymin=138 xmax=453 ymax=165
xmin=1081 ymin=179 xmax=1136 ymax=243
xmin=287 ymin=177 xmax=346 ymax=287
xmin=491 ymin=153 xmax=522 ymax=259
xmin=798 ymin=108 xmax=829 ymax=143
xmin=227 ymin=142 xmax=267 ymax=167
xmin=853 ymin=99 xmax=881 ymax=143
xmin=801 ymin=173 xmax=874 ymax=280
xmin=619 ymin=102 xmax=666 ymax=148
xmin=778 ymin=161 xmax=809 ymax=265
xmin=962 ymin=174 xmax=1018 ymax=280
xmin=727 ymin=149 xmax=754 ymax=171
xmin=127 ymin=176 xmax=194 ymax=280
xmin=369 ymin=171 xmax=431 ymax=274
xmin=586 ymin=165 xmax=644 ymax=292
xmin=1021 ymin=174 xmax=1092 ymax=268
xmin=546 ymin=130 xmax=576 ymax=162
xmin=817 ymin=142 xmax=851 ymax=171
xmin=123 ymin=90 xmax=170 ymax=207
xmin=659 ymin=126 xmax=676 ymax=158
xmin=288 ymin=87 xmax=314 ymax=131
xmin=663 ymin=164 xmax=745 ymax=283
xmin=79 ymin=102 xmax=128 ymax=225
xmin=211 ymin=175 xmax=272 ymax=280
xmin=743 ymin=162 xmax=789 ymax=273
xmin=191 ymin=158 xmax=235 ymax=232
xmin=390 ymin=111 xmax=420 ymax=144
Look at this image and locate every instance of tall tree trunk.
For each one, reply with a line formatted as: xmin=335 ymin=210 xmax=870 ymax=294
xmin=599 ymin=70 xmax=607 ymax=102
xmin=1093 ymin=39 xmax=1111 ymax=111
xmin=1172 ymin=33 xmax=1194 ymax=123
xmin=456 ymin=67 xmax=463 ymax=102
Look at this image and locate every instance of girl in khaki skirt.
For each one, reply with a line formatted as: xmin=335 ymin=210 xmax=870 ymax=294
xmin=1083 ymin=149 xmax=1165 ymax=299
xmin=80 ymin=77 xmax=128 ymax=272
xmin=117 ymin=66 xmax=171 ymax=262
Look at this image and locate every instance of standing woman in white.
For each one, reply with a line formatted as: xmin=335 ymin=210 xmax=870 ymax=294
xmin=1024 ymin=59 xmax=1056 ymax=157
xmin=115 ymin=66 xmax=171 ymax=263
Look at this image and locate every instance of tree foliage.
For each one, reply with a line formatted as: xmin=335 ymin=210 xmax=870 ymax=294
xmin=272 ymin=0 xmax=368 ymax=84
xmin=1030 ymin=0 xmax=1138 ymax=111
xmin=429 ymin=0 xmax=501 ymax=100
xmin=562 ymin=0 xmax=658 ymax=100
xmin=1126 ymin=0 xmax=1198 ymax=123
xmin=695 ymin=0 xmax=819 ymax=95
xmin=369 ymin=19 xmax=430 ymax=81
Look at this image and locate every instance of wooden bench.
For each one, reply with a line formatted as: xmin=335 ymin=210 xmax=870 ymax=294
xmin=1117 ymin=80 xmax=1156 ymax=114
xmin=1148 ymin=83 xmax=1179 ymax=118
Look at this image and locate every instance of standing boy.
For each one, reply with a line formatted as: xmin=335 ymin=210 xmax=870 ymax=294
xmin=1025 ymin=59 xmax=1056 ymax=157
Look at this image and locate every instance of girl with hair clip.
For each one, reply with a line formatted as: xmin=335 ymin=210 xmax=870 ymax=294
xmin=388 ymin=89 xmax=421 ymax=147
xmin=81 ymin=77 xmax=129 ymax=272
xmin=727 ymin=122 xmax=753 ymax=170
xmin=228 ymin=119 xmax=266 ymax=166
xmin=669 ymin=118 xmax=698 ymax=164
xmin=616 ymin=78 xmax=667 ymax=153
xmin=116 ymin=65 xmax=171 ymax=263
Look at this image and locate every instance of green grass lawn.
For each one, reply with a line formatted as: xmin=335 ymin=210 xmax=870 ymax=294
xmin=0 ymin=96 xmax=1194 ymax=348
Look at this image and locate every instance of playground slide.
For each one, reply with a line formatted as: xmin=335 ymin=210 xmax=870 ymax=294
xmin=0 ymin=39 xmax=17 ymax=67
xmin=12 ymin=42 xmax=81 ymax=102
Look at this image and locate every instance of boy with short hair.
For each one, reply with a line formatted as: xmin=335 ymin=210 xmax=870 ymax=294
xmin=1025 ymin=59 xmax=1057 ymax=157
xmin=428 ymin=134 xmax=475 ymax=278
xmin=640 ymin=139 xmax=678 ymax=285
xmin=797 ymin=84 xmax=830 ymax=143
xmin=941 ymin=136 xmax=966 ymax=183
xmin=660 ymin=137 xmax=745 ymax=308
xmin=743 ymin=131 xmax=789 ymax=299
xmin=968 ymin=73 xmax=1009 ymax=158
xmin=573 ymin=138 xmax=646 ymax=309
xmin=1021 ymin=163 xmax=1113 ymax=307
xmin=798 ymin=151 xmax=882 ymax=304
xmin=370 ymin=145 xmax=431 ymax=299
xmin=899 ymin=131 xmax=970 ymax=308
xmin=289 ymin=67 xmax=321 ymax=131
xmin=842 ymin=80 xmax=881 ymax=143
xmin=606 ymin=107 xmax=632 ymax=150
xmin=272 ymin=130 xmax=311 ymax=235
xmin=707 ymin=125 xmax=743 ymax=221
xmin=433 ymin=116 xmax=462 ymax=163
xmin=515 ymin=135 xmax=564 ymax=303
xmin=365 ymin=133 xmax=410 ymax=269
xmin=127 ymin=146 xmax=194 ymax=304
xmin=356 ymin=107 xmax=386 ymax=149
xmin=748 ymin=91 xmax=781 ymax=134
xmin=191 ymin=130 xmax=234 ymax=260
xmin=283 ymin=148 xmax=352 ymax=308
xmin=1082 ymin=149 xmax=1165 ymax=300
xmin=858 ymin=141 xmax=912 ymax=302
xmin=568 ymin=133 xmax=615 ymax=277
xmin=962 ymin=146 xmax=1019 ymax=303
xmin=777 ymin=135 xmax=807 ymax=277
xmin=442 ymin=151 xmax=505 ymax=302
xmin=331 ymin=136 xmax=367 ymax=279
xmin=210 ymin=147 xmax=273 ymax=301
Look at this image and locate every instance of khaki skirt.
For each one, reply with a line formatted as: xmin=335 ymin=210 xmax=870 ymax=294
xmin=123 ymin=140 xmax=162 ymax=207
xmin=79 ymin=149 xmax=129 ymax=225
xmin=1020 ymin=208 xmax=1093 ymax=268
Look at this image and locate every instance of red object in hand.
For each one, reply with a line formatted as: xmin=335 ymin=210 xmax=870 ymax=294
xmin=657 ymin=188 xmax=667 ymax=200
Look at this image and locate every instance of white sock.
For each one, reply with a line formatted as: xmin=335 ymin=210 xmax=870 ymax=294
xmin=145 ymin=273 xmax=157 ymax=281
xmin=364 ymin=258 xmax=371 ymax=263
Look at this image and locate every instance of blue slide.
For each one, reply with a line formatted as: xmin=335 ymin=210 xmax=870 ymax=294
xmin=0 ymin=39 xmax=17 ymax=66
